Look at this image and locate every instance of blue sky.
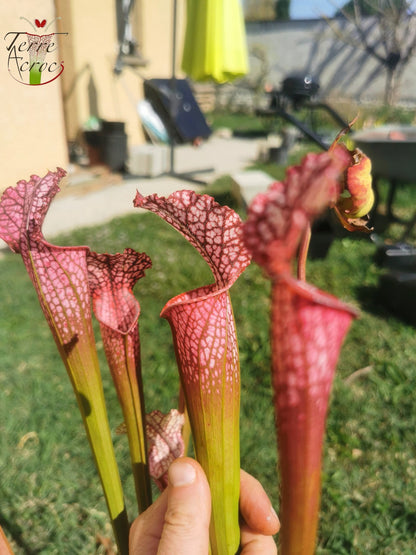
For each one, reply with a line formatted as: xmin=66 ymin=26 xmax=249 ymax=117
xmin=290 ymin=0 xmax=340 ymax=19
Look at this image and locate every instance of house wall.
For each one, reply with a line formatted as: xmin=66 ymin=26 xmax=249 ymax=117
xmin=0 ymin=1 xmax=186 ymax=191
xmin=56 ymin=0 xmax=186 ymax=149
xmin=246 ymin=18 xmax=416 ymax=106
xmin=244 ymin=0 xmax=275 ymax=22
xmin=0 ymin=0 xmax=68 ymax=190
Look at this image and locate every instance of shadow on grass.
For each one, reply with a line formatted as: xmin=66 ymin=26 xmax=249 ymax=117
xmin=0 ymin=509 xmax=41 ymax=555
xmin=232 ymin=129 xmax=269 ymax=139
xmin=355 ymin=281 xmax=416 ymax=328
xmin=205 ymin=176 xmax=241 ymax=211
xmin=390 ymin=500 xmax=416 ymax=536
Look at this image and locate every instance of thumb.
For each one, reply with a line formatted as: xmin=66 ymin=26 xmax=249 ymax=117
xmin=157 ymin=457 xmax=211 ymax=555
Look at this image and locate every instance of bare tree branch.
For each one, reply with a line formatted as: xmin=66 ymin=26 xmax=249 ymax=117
xmin=325 ymin=0 xmax=416 ymax=103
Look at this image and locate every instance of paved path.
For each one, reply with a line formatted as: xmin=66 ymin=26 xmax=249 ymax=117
xmin=41 ymin=136 xmax=261 ymax=238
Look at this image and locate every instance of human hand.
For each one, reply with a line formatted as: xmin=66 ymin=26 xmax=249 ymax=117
xmin=129 ymin=457 xmax=279 ymax=554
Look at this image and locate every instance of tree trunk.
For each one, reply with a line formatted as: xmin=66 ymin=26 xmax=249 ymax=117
xmin=384 ymin=68 xmax=399 ymax=106
xmin=386 ymin=62 xmax=407 ymax=105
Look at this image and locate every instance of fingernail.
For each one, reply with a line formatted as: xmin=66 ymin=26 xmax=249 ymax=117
xmin=169 ymin=461 xmax=197 ymax=487
xmin=267 ymin=505 xmax=279 ymax=522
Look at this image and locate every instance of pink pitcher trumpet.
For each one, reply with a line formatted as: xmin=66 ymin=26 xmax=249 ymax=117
xmin=87 ymin=248 xmax=153 ymax=513
xmin=134 ymin=189 xmax=251 ymax=554
xmin=0 ymin=170 xmax=129 ymax=554
xmin=243 ymin=149 xmax=358 ymax=554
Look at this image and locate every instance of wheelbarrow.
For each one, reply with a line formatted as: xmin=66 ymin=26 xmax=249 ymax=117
xmin=353 ymin=124 xmax=416 ymax=227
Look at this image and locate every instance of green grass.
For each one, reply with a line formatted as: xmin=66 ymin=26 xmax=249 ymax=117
xmin=207 ymin=101 xmax=416 ymax=137
xmin=2 ymin=150 xmax=416 ymax=552
xmin=207 ymin=110 xmax=279 ymax=136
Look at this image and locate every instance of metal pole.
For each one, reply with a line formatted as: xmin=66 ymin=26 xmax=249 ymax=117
xmin=170 ymin=0 xmax=178 ymax=173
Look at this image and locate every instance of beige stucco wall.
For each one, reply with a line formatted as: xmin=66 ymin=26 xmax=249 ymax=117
xmin=56 ymin=0 xmax=185 ymax=149
xmin=0 ymin=0 xmax=186 ymax=191
xmin=0 ymin=0 xmax=68 ymax=190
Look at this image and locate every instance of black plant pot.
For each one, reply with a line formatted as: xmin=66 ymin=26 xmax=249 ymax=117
xmin=99 ymin=121 xmax=127 ymax=172
xmin=308 ymin=215 xmax=334 ymax=259
xmin=83 ymin=130 xmax=103 ymax=165
xmin=308 ymin=232 xmax=334 ymax=260
xmin=375 ymin=241 xmax=416 ymax=272
xmin=378 ymin=271 xmax=416 ymax=326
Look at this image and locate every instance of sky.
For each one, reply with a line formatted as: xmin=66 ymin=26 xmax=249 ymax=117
xmin=290 ymin=0 xmax=340 ymax=19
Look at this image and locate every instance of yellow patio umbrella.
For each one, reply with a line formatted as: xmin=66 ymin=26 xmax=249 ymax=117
xmin=181 ymin=0 xmax=249 ymax=83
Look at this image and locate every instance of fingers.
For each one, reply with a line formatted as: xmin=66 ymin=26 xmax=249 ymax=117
xmin=157 ymin=457 xmax=211 ymax=555
xmin=130 ymin=462 xmax=279 ymax=555
xmin=240 ymin=524 xmax=278 ymax=555
xmin=239 ymin=469 xmax=280 ymax=536
xmin=129 ymin=488 xmax=168 ymax=555
xmin=129 ymin=458 xmax=211 ymax=555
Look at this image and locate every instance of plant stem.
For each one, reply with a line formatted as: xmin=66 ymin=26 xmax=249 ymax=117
xmin=29 ymin=66 xmax=41 ymax=85
xmin=297 ymin=223 xmax=311 ymax=281
xmin=0 ymin=525 xmax=14 ymax=554
xmin=72 ymin=381 xmax=130 ymax=555
xmin=179 ymin=386 xmax=192 ymax=455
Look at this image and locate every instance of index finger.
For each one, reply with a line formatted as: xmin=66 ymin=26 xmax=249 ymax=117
xmin=239 ymin=470 xmax=280 ymax=536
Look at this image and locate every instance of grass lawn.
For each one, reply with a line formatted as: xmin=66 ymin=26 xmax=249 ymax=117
xmin=1 ymin=141 xmax=416 ymax=553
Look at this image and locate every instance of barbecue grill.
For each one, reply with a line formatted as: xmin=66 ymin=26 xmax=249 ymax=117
xmin=281 ymin=74 xmax=320 ymax=109
xmin=257 ymin=73 xmax=349 ymax=150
